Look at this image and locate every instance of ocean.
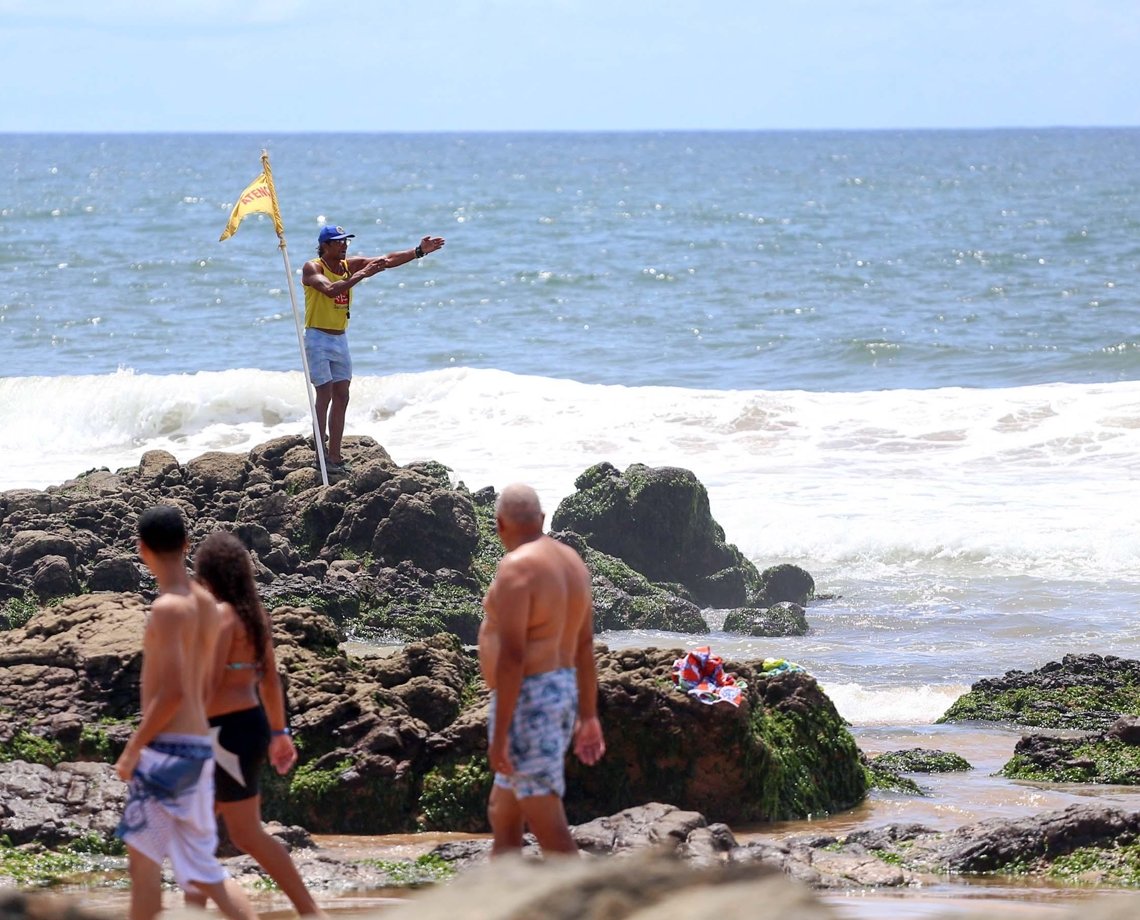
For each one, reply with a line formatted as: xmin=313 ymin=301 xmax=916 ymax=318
xmin=4 ymin=131 xmax=1140 ymax=911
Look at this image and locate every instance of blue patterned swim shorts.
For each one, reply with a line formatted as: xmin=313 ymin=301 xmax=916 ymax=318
xmin=489 ymin=667 xmax=577 ymax=799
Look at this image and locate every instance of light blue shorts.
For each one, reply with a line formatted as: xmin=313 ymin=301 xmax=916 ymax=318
xmin=304 ymin=328 xmax=352 ymax=387
xmin=489 ymin=667 xmax=577 ymax=799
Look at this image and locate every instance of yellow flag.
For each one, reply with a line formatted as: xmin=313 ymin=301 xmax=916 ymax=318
xmin=219 ymin=157 xmax=285 ymax=241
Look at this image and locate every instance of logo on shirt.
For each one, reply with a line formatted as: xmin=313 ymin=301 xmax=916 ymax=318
xmin=334 ymin=292 xmax=349 ymax=307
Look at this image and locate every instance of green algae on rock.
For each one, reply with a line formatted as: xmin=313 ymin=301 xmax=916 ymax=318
xmin=1000 ymin=727 xmax=1140 ymax=785
xmin=550 ymin=462 xmax=765 ymax=608
xmin=723 ymin=601 xmax=808 ymax=637
xmin=937 ymin=653 xmax=1140 ymax=732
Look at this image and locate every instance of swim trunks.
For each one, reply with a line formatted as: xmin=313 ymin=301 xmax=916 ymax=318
xmin=209 ymin=705 xmax=271 ymax=803
xmin=116 ymin=733 xmax=227 ymax=892
xmin=489 ymin=667 xmax=577 ymax=799
xmin=304 ymin=327 xmax=352 ymax=387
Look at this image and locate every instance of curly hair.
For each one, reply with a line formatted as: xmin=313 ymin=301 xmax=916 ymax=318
xmin=193 ymin=531 xmax=269 ymax=669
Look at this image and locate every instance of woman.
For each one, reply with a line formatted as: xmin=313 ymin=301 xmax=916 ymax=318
xmin=191 ymin=530 xmax=325 ymax=919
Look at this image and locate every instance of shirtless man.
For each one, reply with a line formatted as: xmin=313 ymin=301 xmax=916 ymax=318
xmin=114 ymin=505 xmax=257 ymax=920
xmin=478 ymin=483 xmax=606 ymax=856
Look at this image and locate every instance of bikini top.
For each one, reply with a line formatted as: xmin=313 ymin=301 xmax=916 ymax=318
xmin=225 ymin=660 xmax=263 ymax=672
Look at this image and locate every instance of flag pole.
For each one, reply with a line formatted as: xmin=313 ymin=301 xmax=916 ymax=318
xmin=260 ymin=150 xmax=330 ymax=487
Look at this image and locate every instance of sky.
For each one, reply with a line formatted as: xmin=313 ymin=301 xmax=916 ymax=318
xmin=2 ymin=0 xmax=1138 ymax=133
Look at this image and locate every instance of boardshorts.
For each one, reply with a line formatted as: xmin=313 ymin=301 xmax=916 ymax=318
xmin=489 ymin=667 xmax=578 ymax=799
xmin=116 ymin=733 xmax=227 ymax=893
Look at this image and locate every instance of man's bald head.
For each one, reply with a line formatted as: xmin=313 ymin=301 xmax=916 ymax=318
xmin=495 ymin=483 xmax=544 ymax=530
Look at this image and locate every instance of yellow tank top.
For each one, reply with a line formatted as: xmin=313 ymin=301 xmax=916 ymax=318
xmin=304 ymin=259 xmax=351 ymax=330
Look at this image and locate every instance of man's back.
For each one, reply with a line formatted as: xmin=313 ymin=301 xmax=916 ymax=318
xmin=481 ymin=534 xmax=592 ymax=681
xmin=140 ymin=581 xmax=220 ymax=737
xmin=523 ymin=535 xmax=592 ymax=671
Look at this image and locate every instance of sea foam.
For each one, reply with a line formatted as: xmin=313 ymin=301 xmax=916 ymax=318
xmin=3 ymin=368 xmax=1138 ymax=583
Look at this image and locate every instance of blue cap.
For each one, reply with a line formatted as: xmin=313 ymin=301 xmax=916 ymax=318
xmin=318 ymin=225 xmax=355 ymax=243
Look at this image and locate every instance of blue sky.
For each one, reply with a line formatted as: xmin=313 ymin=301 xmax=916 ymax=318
xmin=3 ymin=0 xmax=1138 ymax=132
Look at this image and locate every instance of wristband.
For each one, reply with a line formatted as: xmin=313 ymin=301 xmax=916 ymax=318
xmin=271 ymin=728 xmax=292 ymax=737
xmin=415 ymin=244 xmax=425 ymax=259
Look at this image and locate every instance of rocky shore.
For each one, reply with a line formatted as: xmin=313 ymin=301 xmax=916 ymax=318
xmin=4 ymin=440 xmax=1140 ymax=914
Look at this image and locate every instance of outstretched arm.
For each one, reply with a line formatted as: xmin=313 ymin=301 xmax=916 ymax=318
xmin=350 ymin=235 xmax=446 ymax=274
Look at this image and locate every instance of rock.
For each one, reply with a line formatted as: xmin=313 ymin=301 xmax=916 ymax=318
xmin=136 ymin=449 xmax=181 ymax=486
xmin=9 ymin=800 xmax=1140 ymax=911
xmin=570 ymin=803 xmax=707 ymax=855
xmin=1 ymin=598 xmax=863 ymax=838
xmin=0 ymin=890 xmax=116 ymax=919
xmin=922 ymin=803 xmax=1140 ymax=874
xmin=1000 ymin=727 xmax=1140 ymax=785
xmin=552 ymin=531 xmax=708 ymax=634
xmin=404 ymin=850 xmax=837 ymax=920
xmin=0 ymin=761 xmax=126 ymax=847
xmin=369 ymin=488 xmax=480 ymax=573
xmin=1 ymin=445 xmax=818 ymax=649
xmin=550 ymin=462 xmax=764 ymax=608
xmin=868 ymin=748 xmax=973 ymax=774
xmin=556 ymin=648 xmax=866 ymax=825
xmin=723 ymin=601 xmax=807 ymax=637
xmin=752 ymin=563 xmax=815 ymax=607
xmin=0 ymin=444 xmax=839 ymax=841
xmin=184 ymin=451 xmax=249 ymax=497
xmin=28 ymin=555 xmax=80 ymax=599
xmin=0 ymin=593 xmax=148 ymax=742
xmin=938 ymin=653 xmax=1140 ymax=731
xmin=1107 ymin=716 xmax=1140 ymax=746
xmin=85 ymin=555 xmax=141 ymax=592
xmin=4 ymin=532 xmax=79 ymax=572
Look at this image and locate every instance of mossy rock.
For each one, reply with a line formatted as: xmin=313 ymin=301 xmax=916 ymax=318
xmin=723 ymin=602 xmax=807 ymax=637
xmin=467 ymin=486 xmax=505 ymax=593
xmin=869 ymin=748 xmax=973 ymax=774
xmin=0 ymin=838 xmax=125 ymax=888
xmin=554 ymin=530 xmax=708 ymax=634
xmin=0 ymin=730 xmax=67 ymax=766
xmin=1036 ymin=837 xmax=1140 ymax=886
xmin=1001 ymin=734 xmax=1140 ymax=785
xmin=353 ymin=589 xmax=485 ymax=645
xmin=0 ymin=594 xmax=40 ymax=631
xmin=937 ymin=654 xmax=1140 ymax=732
xmin=418 ymin=757 xmax=494 ymax=832
xmin=261 ymin=755 xmax=420 ymax=833
xmin=559 ymin=648 xmax=867 ymax=824
xmin=551 ymin=462 xmax=764 ymax=608
xmin=751 ymin=564 xmax=815 ymax=607
xmin=860 ymin=748 xmax=970 ymax=797
xmin=863 ymin=763 xmax=926 ymax=796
